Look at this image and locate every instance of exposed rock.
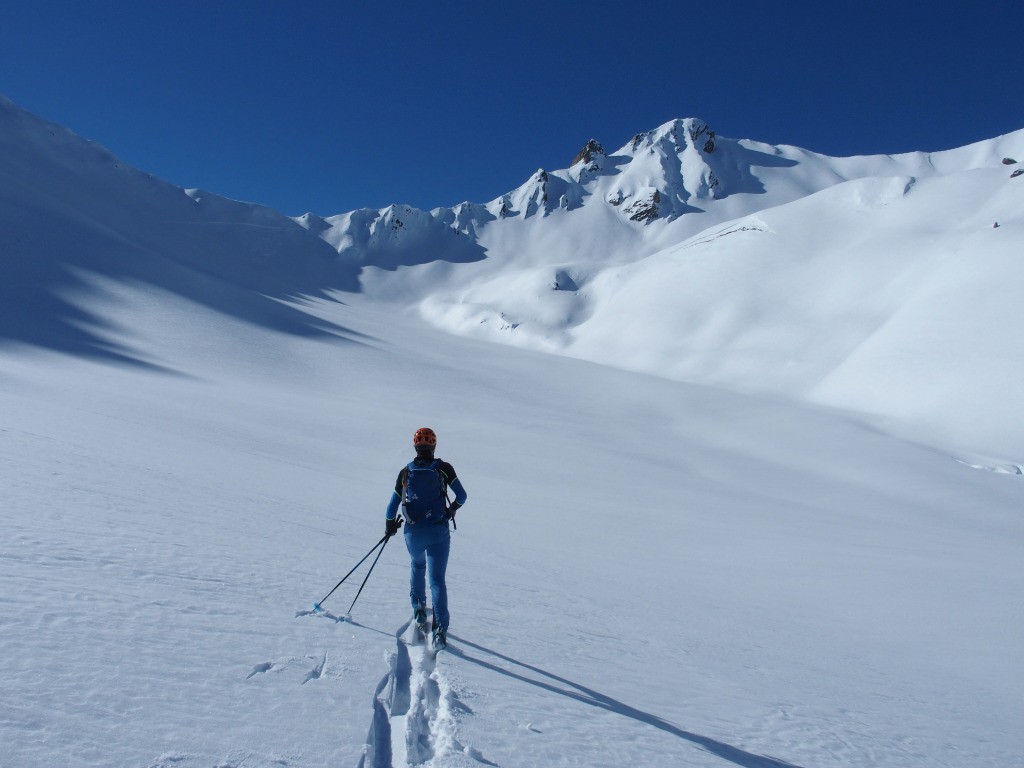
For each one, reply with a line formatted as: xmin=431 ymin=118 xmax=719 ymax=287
xmin=686 ymin=119 xmax=712 ymax=143
xmin=1002 ymin=157 xmax=1018 ymax=165
xmin=625 ymin=189 xmax=661 ymax=222
xmin=681 ymin=119 xmax=717 ymax=153
xmin=571 ymin=140 xmax=605 ymax=167
xmin=1012 ymin=168 xmax=1024 ymax=178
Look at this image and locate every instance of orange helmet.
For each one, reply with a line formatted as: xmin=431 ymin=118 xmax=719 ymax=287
xmin=413 ymin=427 xmax=437 ymax=449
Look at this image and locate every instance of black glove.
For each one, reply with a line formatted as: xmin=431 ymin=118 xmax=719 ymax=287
xmin=444 ymin=501 xmax=462 ymax=522
xmin=385 ymin=517 xmax=403 ymax=538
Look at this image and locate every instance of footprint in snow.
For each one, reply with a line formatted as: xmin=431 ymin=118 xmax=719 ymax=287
xmin=246 ymin=662 xmax=274 ymax=679
xmin=302 ymin=653 xmax=327 ymax=684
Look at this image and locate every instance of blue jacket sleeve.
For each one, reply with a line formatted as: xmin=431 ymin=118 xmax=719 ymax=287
xmin=450 ymin=478 xmax=468 ymax=506
xmin=386 ymin=490 xmax=401 ymax=521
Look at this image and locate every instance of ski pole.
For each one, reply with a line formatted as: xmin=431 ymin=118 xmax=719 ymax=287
xmin=313 ymin=533 xmax=388 ymax=612
xmin=346 ymin=533 xmax=392 ymax=616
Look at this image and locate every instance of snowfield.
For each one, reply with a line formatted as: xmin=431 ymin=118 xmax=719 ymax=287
xmin=1 ymin=95 xmax=1023 ymax=767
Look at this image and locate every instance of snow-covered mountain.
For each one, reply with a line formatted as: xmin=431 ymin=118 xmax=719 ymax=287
xmin=5 ymin=93 xmax=1023 ymax=459
xmin=3 ymin=95 xmax=1024 ymax=768
xmin=307 ymin=115 xmax=1024 ymax=461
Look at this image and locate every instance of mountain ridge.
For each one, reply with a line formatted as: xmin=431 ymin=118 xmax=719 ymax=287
xmin=2 ymin=93 xmax=1023 ymax=459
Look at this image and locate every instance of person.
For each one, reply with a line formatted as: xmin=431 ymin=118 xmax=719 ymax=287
xmin=385 ymin=427 xmax=467 ymax=650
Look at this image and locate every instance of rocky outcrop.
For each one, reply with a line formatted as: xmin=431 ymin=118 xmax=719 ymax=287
xmin=624 ymin=189 xmax=661 ymax=222
xmin=572 ymin=139 xmax=605 ymax=167
xmin=686 ymin=119 xmax=716 ymax=153
xmin=603 ymin=118 xmax=722 ymax=224
xmin=570 ymin=139 xmax=606 ymax=183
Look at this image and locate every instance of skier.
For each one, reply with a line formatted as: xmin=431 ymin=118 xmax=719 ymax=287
xmin=385 ymin=427 xmax=467 ymax=650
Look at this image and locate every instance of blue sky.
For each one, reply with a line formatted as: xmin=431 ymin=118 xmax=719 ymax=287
xmin=2 ymin=1 xmax=1022 ymax=216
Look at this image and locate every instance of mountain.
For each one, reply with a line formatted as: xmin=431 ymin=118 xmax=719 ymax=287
xmin=2 ymin=96 xmax=1023 ymax=768
xmin=5 ymin=94 xmax=1024 ymax=458
xmin=308 ymin=116 xmax=1024 ymax=461
xmin=3 ymin=94 xmax=1023 ymax=458
xmin=0 ymin=95 xmax=360 ymax=365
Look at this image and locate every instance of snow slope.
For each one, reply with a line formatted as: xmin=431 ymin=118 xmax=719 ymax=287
xmin=427 ymin=168 xmax=1024 ymax=460
xmin=2 ymin=96 xmax=1024 ymax=767
xmin=3 ymin=291 xmax=1023 ymax=768
xmin=306 ymin=115 xmax=1024 ymax=462
xmin=0 ymin=94 xmax=359 ymax=365
xmin=5 ymin=92 xmax=1023 ymax=459
xmin=362 ymin=126 xmax=1024 ymax=466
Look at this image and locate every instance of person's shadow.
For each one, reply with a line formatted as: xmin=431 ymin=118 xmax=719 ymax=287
xmin=447 ymin=634 xmax=804 ymax=768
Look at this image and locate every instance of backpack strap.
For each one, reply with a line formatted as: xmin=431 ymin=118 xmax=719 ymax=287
xmin=400 ymin=462 xmax=414 ymax=502
xmin=431 ymin=458 xmax=449 ymax=500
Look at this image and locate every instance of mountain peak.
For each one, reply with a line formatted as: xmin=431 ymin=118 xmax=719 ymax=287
xmin=571 ymin=139 xmax=605 ymax=167
xmin=633 ymin=118 xmax=716 ymax=154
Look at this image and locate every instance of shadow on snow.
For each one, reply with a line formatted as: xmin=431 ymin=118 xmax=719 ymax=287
xmin=0 ymin=99 xmax=483 ymax=367
xmin=448 ymin=634 xmax=805 ymax=768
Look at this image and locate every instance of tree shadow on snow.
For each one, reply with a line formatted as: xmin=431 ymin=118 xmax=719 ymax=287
xmin=447 ymin=635 xmax=805 ymax=768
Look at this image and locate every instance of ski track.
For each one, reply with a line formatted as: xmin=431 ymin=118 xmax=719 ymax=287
xmin=357 ymin=620 xmax=490 ymax=768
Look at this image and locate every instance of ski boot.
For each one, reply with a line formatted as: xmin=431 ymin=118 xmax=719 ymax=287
xmin=431 ymin=625 xmax=447 ymax=651
xmin=413 ymin=602 xmax=428 ymax=632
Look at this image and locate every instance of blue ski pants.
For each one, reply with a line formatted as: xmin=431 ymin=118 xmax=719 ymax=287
xmin=404 ymin=523 xmax=451 ymax=631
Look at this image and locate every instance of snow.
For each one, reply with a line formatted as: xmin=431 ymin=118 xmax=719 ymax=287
xmin=410 ymin=144 xmax=1024 ymax=461
xmin=2 ymin=94 xmax=1024 ymax=767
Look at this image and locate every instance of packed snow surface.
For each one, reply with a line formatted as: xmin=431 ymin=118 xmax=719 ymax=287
xmin=1 ymin=95 xmax=1023 ymax=767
